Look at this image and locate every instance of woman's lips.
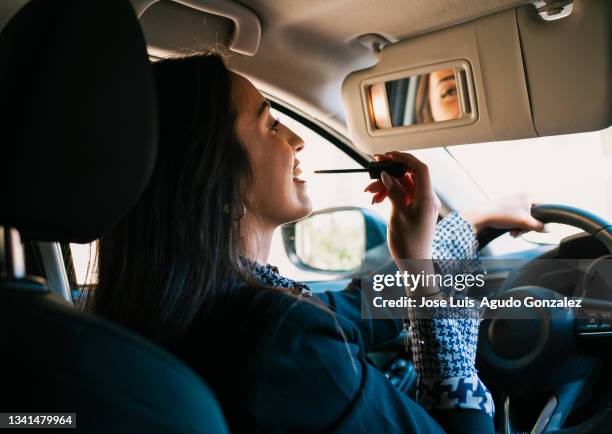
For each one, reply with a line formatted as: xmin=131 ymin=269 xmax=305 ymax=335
xmin=292 ymin=166 xmax=306 ymax=183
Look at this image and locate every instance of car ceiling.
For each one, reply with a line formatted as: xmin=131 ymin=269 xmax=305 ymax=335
xmin=0 ymin=0 xmax=529 ymax=135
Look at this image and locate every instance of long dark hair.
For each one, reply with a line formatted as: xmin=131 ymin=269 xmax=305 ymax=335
xmin=86 ymin=52 xmax=255 ymax=344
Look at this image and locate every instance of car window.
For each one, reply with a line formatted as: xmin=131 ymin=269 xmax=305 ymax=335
xmin=448 ymin=126 xmax=612 ymax=245
xmin=69 ymin=241 xmax=97 ymax=287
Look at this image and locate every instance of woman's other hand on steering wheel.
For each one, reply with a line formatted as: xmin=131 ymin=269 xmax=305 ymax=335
xmin=460 ymin=194 xmax=546 ymax=237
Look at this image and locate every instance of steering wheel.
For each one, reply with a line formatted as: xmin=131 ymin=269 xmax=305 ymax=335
xmin=476 ymin=204 xmax=612 ymax=434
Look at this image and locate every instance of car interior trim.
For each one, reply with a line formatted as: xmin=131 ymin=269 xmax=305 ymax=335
xmin=132 ymin=0 xmax=261 ymax=55
xmin=38 ymin=242 xmax=72 ymax=304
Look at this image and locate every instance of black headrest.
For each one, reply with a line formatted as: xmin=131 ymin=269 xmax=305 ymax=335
xmin=0 ymin=0 xmax=157 ymax=243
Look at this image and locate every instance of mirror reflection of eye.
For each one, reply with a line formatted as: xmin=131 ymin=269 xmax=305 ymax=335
xmin=441 ymin=85 xmax=457 ymax=99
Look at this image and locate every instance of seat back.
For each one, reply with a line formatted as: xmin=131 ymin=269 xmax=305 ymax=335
xmin=0 ymin=1 xmax=228 ymax=432
xmin=0 ymin=282 xmax=228 ymax=434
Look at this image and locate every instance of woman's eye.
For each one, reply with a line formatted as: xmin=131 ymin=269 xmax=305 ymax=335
xmin=441 ymin=86 xmax=457 ymax=99
xmin=270 ymin=117 xmax=281 ymax=132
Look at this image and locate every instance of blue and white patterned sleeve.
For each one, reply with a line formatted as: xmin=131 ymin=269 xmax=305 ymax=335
xmin=432 ymin=211 xmax=481 ymax=276
xmin=408 ymin=212 xmax=495 ymax=418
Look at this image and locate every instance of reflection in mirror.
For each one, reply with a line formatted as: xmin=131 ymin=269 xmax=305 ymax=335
xmin=294 ymin=210 xmax=365 ymax=272
xmin=370 ymin=67 xmax=472 ymax=128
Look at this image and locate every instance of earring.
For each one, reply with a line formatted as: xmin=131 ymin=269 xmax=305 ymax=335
xmin=236 ymin=203 xmax=247 ymax=220
xmin=223 ymin=202 xmax=247 ymax=220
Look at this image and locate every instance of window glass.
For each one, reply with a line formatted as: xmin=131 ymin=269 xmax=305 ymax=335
xmin=448 ymin=126 xmax=612 ymax=244
xmin=70 ymin=241 xmax=97 ymax=286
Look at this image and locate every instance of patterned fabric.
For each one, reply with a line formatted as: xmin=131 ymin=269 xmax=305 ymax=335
xmin=239 ymin=259 xmax=313 ymax=297
xmin=409 ymin=307 xmax=480 ymax=378
xmin=409 ymin=212 xmax=494 ymax=418
xmin=418 ymin=375 xmax=495 ymax=417
xmin=432 ymin=212 xmax=479 ymax=266
xmin=238 ymin=211 xmax=494 ymax=418
xmin=432 ymin=211 xmax=483 ymax=294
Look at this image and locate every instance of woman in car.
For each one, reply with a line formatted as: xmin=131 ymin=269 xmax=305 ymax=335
xmin=87 ymin=52 xmax=543 ymax=434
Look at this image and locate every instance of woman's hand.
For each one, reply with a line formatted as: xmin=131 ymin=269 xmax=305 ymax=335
xmin=460 ymin=194 xmax=546 ymax=237
xmin=364 ymin=152 xmax=440 ymax=261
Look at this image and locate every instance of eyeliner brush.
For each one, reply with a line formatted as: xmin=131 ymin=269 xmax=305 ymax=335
xmin=315 ymin=161 xmax=406 ymax=179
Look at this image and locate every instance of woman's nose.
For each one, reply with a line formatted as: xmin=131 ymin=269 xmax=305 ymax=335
xmin=291 ymin=132 xmax=305 ymax=152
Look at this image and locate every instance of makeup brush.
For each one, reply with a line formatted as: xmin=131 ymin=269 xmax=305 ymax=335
xmin=315 ymin=161 xmax=405 ymax=179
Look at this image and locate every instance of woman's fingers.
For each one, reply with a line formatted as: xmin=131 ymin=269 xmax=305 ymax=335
xmin=365 ymin=180 xmax=387 ymax=204
xmin=522 ymin=214 xmax=546 ymax=232
xmin=384 ymin=151 xmax=432 ymax=193
xmin=368 ymin=154 xmax=422 ymax=207
xmin=373 ymin=153 xmax=392 ymax=161
xmin=372 ymin=190 xmax=387 ymax=204
xmin=525 ymin=202 xmax=546 ymax=232
xmin=365 ymin=173 xmax=414 ymax=193
xmin=380 ymin=171 xmax=406 ymax=212
xmin=364 ymin=180 xmax=385 ymax=193
xmin=368 ymin=182 xmax=414 ymax=206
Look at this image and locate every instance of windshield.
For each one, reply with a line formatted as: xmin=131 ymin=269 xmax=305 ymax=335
xmin=447 ymin=126 xmax=612 ymax=244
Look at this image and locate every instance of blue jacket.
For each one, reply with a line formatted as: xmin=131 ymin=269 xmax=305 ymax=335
xmin=170 ymin=212 xmax=494 ymax=433
xmin=170 ymin=284 xmax=494 ymax=433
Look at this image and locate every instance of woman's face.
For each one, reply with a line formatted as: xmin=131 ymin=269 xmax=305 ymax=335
xmin=231 ymin=73 xmax=312 ymax=227
xmin=427 ymin=69 xmax=460 ymax=122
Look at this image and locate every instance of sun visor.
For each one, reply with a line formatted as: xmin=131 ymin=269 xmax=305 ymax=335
xmin=517 ymin=0 xmax=612 ymax=136
xmin=342 ymin=0 xmax=611 ymax=154
xmin=131 ymin=0 xmax=261 ymax=57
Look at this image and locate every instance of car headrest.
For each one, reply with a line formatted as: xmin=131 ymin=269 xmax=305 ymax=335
xmin=0 ymin=0 xmax=158 ymax=243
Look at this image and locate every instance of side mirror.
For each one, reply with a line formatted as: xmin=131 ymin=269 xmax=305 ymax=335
xmin=281 ymin=207 xmax=387 ymax=274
